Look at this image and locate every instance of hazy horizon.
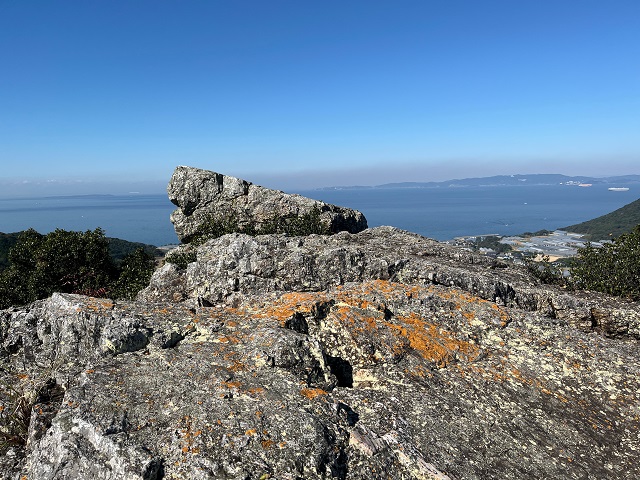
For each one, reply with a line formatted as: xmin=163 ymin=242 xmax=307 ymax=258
xmin=2 ymin=166 xmax=640 ymax=198
xmin=1 ymin=1 xmax=638 ymax=192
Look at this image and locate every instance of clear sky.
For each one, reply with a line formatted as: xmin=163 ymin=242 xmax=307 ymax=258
xmin=1 ymin=0 xmax=639 ymax=194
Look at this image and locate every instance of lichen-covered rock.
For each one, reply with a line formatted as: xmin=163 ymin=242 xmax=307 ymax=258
xmin=167 ymin=166 xmax=368 ymax=242
xmin=141 ymin=226 xmax=640 ymax=340
xmin=2 ymin=280 xmax=639 ymax=479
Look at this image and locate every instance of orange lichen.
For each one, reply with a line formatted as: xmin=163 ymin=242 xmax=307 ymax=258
xmin=255 ymin=292 xmax=325 ymax=325
xmin=261 ymin=439 xmax=276 ymax=449
xmin=228 ymin=360 xmax=247 ymax=372
xmin=221 ymin=380 xmax=242 ymax=389
xmin=385 ymin=313 xmax=479 ymax=367
xmin=218 ymin=335 xmax=240 ymax=344
xmin=300 ymin=388 xmax=328 ymax=400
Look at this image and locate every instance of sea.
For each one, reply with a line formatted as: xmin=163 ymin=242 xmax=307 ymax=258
xmin=0 ymin=184 xmax=637 ymax=246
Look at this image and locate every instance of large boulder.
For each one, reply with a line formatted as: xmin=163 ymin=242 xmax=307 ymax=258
xmin=168 ymin=166 xmax=368 ymax=242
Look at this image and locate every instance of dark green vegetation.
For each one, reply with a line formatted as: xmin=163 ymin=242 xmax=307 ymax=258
xmin=524 ymin=254 xmax=568 ymax=287
xmin=471 ymin=235 xmax=512 ymax=254
xmin=107 ymin=237 xmax=161 ymax=263
xmin=187 ymin=206 xmax=331 ymax=245
xmin=0 ymin=232 xmax=21 ymax=270
xmin=520 ymin=229 xmax=553 ymax=237
xmin=0 ymin=228 xmax=157 ymax=308
xmin=1 ymin=231 xmax=161 ymax=270
xmin=570 ymin=225 xmax=640 ymax=299
xmin=530 ymin=226 xmax=640 ymax=300
xmin=563 ymin=197 xmax=640 ymax=241
xmin=165 ymin=250 xmax=197 ymax=269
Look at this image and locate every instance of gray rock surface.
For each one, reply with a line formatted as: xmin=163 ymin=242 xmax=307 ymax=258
xmin=140 ymin=226 xmax=640 ymax=340
xmin=2 ymin=171 xmax=640 ymax=479
xmin=168 ymin=166 xmax=368 ymax=242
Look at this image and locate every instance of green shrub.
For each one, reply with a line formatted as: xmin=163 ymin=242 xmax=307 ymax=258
xmin=165 ymin=250 xmax=197 ymax=269
xmin=0 ymin=228 xmax=156 ymax=308
xmin=570 ymin=225 xmax=640 ymax=299
xmin=110 ymin=248 xmax=156 ymax=300
xmin=523 ymin=254 xmax=568 ymax=287
xmin=472 ymin=235 xmax=512 ymax=254
xmin=527 ymin=225 xmax=640 ymax=300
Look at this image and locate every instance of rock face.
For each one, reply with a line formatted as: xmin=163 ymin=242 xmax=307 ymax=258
xmin=168 ymin=166 xmax=368 ymax=242
xmin=2 ymin=171 xmax=640 ymax=479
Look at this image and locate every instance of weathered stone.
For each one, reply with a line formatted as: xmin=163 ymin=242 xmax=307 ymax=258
xmin=2 ymin=280 xmax=640 ymax=479
xmin=141 ymin=226 xmax=640 ymax=340
xmin=168 ymin=166 xmax=368 ymax=242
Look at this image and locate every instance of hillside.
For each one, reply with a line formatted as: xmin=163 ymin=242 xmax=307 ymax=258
xmin=563 ymin=197 xmax=640 ymax=240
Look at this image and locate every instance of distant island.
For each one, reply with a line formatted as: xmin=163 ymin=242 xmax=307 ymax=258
xmin=317 ymin=173 xmax=640 ymax=190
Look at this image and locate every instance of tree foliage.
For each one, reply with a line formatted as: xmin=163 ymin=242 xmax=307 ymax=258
xmin=0 ymin=228 xmax=156 ymax=308
xmin=570 ymin=225 xmax=640 ymax=299
xmin=0 ymin=232 xmax=21 ymax=270
xmin=523 ymin=253 xmax=568 ymax=287
xmin=527 ymin=225 xmax=640 ymax=300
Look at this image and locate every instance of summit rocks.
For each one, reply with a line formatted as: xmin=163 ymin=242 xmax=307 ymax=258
xmin=1 ymin=167 xmax=640 ymax=479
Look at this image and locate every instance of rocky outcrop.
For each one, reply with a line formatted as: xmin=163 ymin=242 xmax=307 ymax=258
xmin=2 ymin=169 xmax=640 ymax=479
xmin=141 ymin=226 xmax=640 ymax=339
xmin=168 ymin=166 xmax=368 ymax=242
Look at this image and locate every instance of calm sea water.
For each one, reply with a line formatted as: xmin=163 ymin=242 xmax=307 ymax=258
xmin=0 ymin=194 xmax=179 ymax=246
xmin=0 ymin=185 xmax=637 ymax=246
xmin=297 ymin=184 xmax=639 ymax=240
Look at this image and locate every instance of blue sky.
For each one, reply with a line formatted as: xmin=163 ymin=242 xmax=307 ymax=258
xmin=1 ymin=0 xmax=639 ymax=194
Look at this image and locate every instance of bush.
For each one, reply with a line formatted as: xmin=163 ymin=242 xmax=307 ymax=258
xmin=523 ymin=254 xmax=568 ymax=287
xmin=571 ymin=225 xmax=640 ymax=299
xmin=0 ymin=228 xmax=156 ymax=308
xmin=165 ymin=250 xmax=197 ymax=269
xmin=110 ymin=248 xmax=156 ymax=300
xmin=472 ymin=235 xmax=512 ymax=254
xmin=526 ymin=225 xmax=640 ymax=300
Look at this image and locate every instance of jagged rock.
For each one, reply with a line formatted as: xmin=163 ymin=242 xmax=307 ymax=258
xmin=2 ymin=170 xmax=640 ymax=479
xmin=2 ymin=280 xmax=640 ymax=479
xmin=141 ymin=226 xmax=640 ymax=339
xmin=168 ymin=166 xmax=368 ymax=242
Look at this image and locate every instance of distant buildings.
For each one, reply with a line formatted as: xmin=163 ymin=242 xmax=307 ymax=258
xmin=451 ymin=230 xmax=605 ymax=262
